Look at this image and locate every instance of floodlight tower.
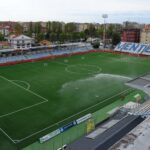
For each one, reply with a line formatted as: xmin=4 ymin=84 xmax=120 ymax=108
xmin=102 ymin=14 xmax=108 ymax=48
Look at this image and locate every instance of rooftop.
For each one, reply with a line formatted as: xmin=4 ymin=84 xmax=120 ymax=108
xmin=110 ymin=117 xmax=150 ymax=150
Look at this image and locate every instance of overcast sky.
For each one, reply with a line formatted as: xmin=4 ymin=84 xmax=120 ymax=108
xmin=0 ymin=0 xmax=150 ymax=23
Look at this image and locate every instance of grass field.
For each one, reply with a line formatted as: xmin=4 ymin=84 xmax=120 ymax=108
xmin=0 ymin=51 xmax=150 ymax=150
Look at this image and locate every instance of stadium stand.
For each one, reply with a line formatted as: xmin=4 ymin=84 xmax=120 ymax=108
xmin=0 ymin=43 xmax=93 ymax=65
xmin=129 ymin=102 xmax=150 ymax=116
xmin=114 ymin=42 xmax=150 ymax=56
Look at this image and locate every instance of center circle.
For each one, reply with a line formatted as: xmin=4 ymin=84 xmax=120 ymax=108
xmin=65 ymin=64 xmax=102 ymax=74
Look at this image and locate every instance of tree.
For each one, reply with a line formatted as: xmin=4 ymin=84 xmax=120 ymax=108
xmin=72 ymin=32 xmax=80 ymax=42
xmin=59 ymin=32 xmax=67 ymax=42
xmin=33 ymin=22 xmax=42 ymax=41
xmin=14 ymin=23 xmax=23 ymax=34
xmin=51 ymin=22 xmax=62 ymax=33
xmin=65 ymin=23 xmax=77 ymax=33
xmin=27 ymin=22 xmax=33 ymax=36
xmin=88 ymin=24 xmax=96 ymax=37
xmin=92 ymin=42 xmax=100 ymax=48
xmin=106 ymin=25 xmax=114 ymax=38
xmin=112 ymin=32 xmax=121 ymax=45
xmin=66 ymin=33 xmax=72 ymax=42
xmin=84 ymin=29 xmax=90 ymax=38
xmin=98 ymin=27 xmax=104 ymax=38
xmin=57 ymin=22 xmax=63 ymax=33
xmin=45 ymin=32 xmax=50 ymax=40
xmin=0 ymin=33 xmax=4 ymax=41
xmin=50 ymin=32 xmax=57 ymax=42
xmin=36 ymin=33 xmax=45 ymax=42
xmin=35 ymin=22 xmax=41 ymax=34
xmin=79 ymin=32 xmax=86 ymax=40
xmin=47 ymin=21 xmax=52 ymax=33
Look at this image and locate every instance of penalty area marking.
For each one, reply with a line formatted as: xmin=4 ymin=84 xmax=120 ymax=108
xmin=0 ymin=75 xmax=49 ymax=118
xmin=51 ymin=60 xmax=69 ymax=66
xmin=11 ymin=80 xmax=31 ymax=90
xmin=52 ymin=60 xmax=102 ymax=74
xmin=0 ymin=75 xmax=49 ymax=143
xmin=0 ymin=128 xmax=16 ymax=144
xmin=65 ymin=64 xmax=102 ymax=75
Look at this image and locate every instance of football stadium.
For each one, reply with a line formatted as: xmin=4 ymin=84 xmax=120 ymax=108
xmin=1 ymin=42 xmax=150 ymax=150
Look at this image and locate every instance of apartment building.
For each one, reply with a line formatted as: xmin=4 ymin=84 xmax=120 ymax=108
xmin=140 ymin=26 xmax=150 ymax=44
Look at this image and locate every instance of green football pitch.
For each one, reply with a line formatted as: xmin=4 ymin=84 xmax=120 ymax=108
xmin=0 ymin=52 xmax=150 ymax=150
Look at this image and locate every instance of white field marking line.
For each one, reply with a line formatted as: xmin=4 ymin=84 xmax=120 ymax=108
xmin=0 ymin=128 xmax=16 ymax=144
xmin=98 ymin=54 xmax=114 ymax=59
xmin=0 ymin=75 xmax=48 ymax=118
xmin=65 ymin=67 xmax=101 ymax=75
xmin=14 ymin=88 xmax=131 ymax=143
xmin=65 ymin=64 xmax=102 ymax=75
xmin=11 ymin=80 xmax=31 ymax=90
xmin=0 ymin=100 xmax=47 ymax=119
xmin=52 ymin=60 xmax=102 ymax=74
xmin=66 ymin=64 xmax=101 ymax=71
xmin=52 ymin=60 xmax=69 ymax=66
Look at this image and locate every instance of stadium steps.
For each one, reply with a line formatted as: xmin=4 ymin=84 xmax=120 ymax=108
xmin=129 ymin=101 xmax=150 ymax=116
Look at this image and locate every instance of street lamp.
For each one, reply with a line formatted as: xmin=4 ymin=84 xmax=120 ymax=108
xmin=102 ymin=14 xmax=108 ymax=48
